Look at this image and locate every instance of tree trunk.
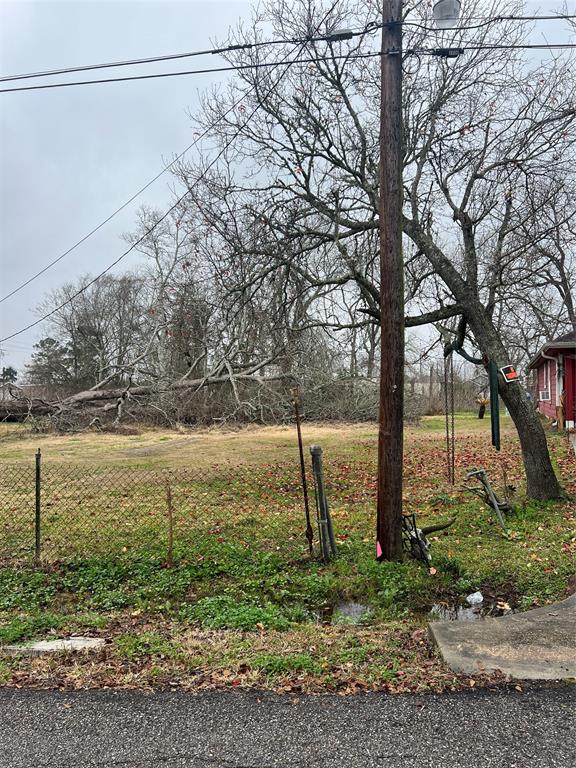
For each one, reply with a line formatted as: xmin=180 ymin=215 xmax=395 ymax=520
xmin=403 ymin=213 xmax=563 ymax=500
xmin=428 ymin=363 xmax=435 ymax=413
xmin=497 ymin=378 xmax=562 ymax=499
xmin=366 ymin=324 xmax=377 ymax=379
xmin=466 ymin=302 xmax=563 ymax=500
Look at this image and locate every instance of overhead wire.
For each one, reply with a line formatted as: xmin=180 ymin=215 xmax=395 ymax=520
xmin=2 ymin=37 xmax=575 ymax=95
xmin=0 ymin=131 xmax=219 ymax=304
xmin=425 ymin=42 xmax=576 ymax=53
xmin=1 ymin=12 xmax=573 ymax=86
xmin=401 ymin=13 xmax=576 ymax=33
xmin=0 ymin=90 xmax=281 ymax=305
xmin=1 ymin=37 xmax=573 ymax=303
xmin=0 ymin=40 xmax=284 ymax=84
xmin=0 ymin=22 xmax=380 ymax=84
xmin=1 ymin=12 xmax=574 ymax=333
xmin=2 ymin=13 xmax=575 ymax=91
xmin=0 ymin=0 xmax=343 ymax=343
xmin=0 ymin=51 xmax=381 ymax=94
xmin=1 ymin=29 xmax=376 ymax=303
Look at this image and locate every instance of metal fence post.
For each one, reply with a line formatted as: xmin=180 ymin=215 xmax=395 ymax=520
xmin=35 ymin=448 xmax=41 ymax=565
xmin=292 ymin=386 xmax=314 ymax=555
xmin=310 ymin=445 xmax=337 ymax=562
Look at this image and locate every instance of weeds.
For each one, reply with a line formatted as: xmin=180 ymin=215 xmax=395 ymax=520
xmin=0 ymin=613 xmax=63 ymax=644
xmin=250 ymin=652 xmax=321 ymax=676
xmin=0 ymin=661 xmax=11 ymax=684
xmin=116 ymin=632 xmax=179 ymax=660
xmin=0 ymin=417 xmax=574 ymax=692
xmin=179 ymin=596 xmax=298 ymax=631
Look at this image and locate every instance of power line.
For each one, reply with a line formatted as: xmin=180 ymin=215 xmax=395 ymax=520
xmin=0 ymin=145 xmax=198 ymax=305
xmin=454 ymin=14 xmax=576 ymax=22
xmin=0 ymin=43 xmax=270 ymax=84
xmin=0 ymin=3 xmax=340 ymax=343
xmin=0 ymin=199 xmax=186 ymax=343
xmin=1 ymin=41 xmax=573 ymax=301
xmin=2 ymin=26 xmax=574 ymax=318
xmin=0 ymin=133 xmax=255 ymax=343
xmin=2 ymin=12 xmax=573 ymax=86
xmin=0 ymin=24 xmax=380 ymax=84
xmin=0 ymin=50 xmax=382 ymax=94
xmin=3 ymin=38 xmax=575 ymax=95
xmin=402 ymin=14 xmax=576 ymax=33
xmin=0 ymin=27 xmax=370 ymax=304
xmin=0 ymin=98 xmax=254 ymax=304
xmin=437 ymin=42 xmax=576 ymax=53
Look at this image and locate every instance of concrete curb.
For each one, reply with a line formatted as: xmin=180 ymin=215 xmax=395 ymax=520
xmin=429 ymin=593 xmax=576 ymax=680
xmin=1 ymin=636 xmax=105 ymax=657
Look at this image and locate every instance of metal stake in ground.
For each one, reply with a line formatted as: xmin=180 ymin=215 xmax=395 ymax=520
xmin=489 ymin=360 xmax=501 ymax=451
xmin=310 ymin=445 xmax=337 ymax=562
xmin=292 ymin=386 xmax=314 ymax=555
xmin=164 ymin=475 xmax=174 ymax=568
xmin=34 ymin=447 xmax=41 ymax=566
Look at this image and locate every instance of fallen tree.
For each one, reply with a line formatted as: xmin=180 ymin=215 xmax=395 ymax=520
xmin=0 ymin=357 xmax=289 ymax=423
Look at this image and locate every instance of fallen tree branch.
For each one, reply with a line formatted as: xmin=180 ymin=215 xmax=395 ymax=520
xmin=0 ymin=357 xmax=283 ymax=420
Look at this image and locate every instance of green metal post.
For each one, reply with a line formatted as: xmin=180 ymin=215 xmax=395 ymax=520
xmin=489 ymin=361 xmax=501 ymax=451
xmin=35 ymin=448 xmax=41 ymax=565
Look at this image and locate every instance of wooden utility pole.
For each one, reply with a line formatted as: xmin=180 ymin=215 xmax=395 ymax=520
xmin=376 ymin=0 xmax=404 ymax=561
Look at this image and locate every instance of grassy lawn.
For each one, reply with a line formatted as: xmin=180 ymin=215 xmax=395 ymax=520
xmin=0 ymin=414 xmax=574 ymax=693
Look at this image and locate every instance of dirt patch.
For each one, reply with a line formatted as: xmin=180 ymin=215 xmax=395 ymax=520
xmin=121 ymin=436 xmax=205 ymax=458
xmin=117 ymin=423 xmax=378 ymax=466
xmin=0 ymin=422 xmax=378 ymax=466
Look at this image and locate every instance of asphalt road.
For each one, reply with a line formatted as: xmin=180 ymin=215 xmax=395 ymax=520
xmin=0 ymin=686 xmax=574 ymax=768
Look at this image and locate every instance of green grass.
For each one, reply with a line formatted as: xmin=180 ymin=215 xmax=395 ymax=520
xmin=251 ymin=651 xmax=321 ymax=676
xmin=0 ymin=661 xmax=11 ymax=684
xmin=0 ymin=613 xmax=63 ymax=644
xmin=116 ymin=632 xmax=180 ymax=660
xmin=179 ymin=596 xmax=303 ymax=631
xmin=0 ymin=417 xmax=574 ymax=691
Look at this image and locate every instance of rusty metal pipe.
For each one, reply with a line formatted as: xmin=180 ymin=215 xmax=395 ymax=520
xmin=419 ymin=517 xmax=456 ymax=537
xmin=292 ymin=386 xmax=313 ymax=555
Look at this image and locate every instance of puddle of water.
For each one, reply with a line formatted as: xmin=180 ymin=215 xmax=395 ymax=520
xmin=332 ymin=601 xmax=371 ymax=625
xmin=313 ymin=601 xmax=371 ymax=625
xmin=315 ymin=599 xmax=514 ymax=625
xmin=429 ymin=603 xmax=483 ymax=622
xmin=429 ymin=600 xmax=514 ymax=622
xmin=314 ymin=605 xmax=334 ymax=624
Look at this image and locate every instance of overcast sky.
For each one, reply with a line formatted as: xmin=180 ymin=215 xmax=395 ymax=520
xmin=0 ymin=0 xmax=253 ymax=371
xmin=0 ymin=0 xmax=573 ymax=374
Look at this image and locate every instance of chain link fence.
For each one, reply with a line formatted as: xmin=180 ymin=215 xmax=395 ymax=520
xmin=0 ymin=449 xmax=312 ymax=565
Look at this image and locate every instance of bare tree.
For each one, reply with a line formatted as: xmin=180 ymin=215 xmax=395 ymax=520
xmin=170 ymin=0 xmax=574 ymax=498
xmin=4 ymin=1 xmax=575 ymax=502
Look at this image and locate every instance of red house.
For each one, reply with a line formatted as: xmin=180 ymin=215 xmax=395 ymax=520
xmin=527 ymin=331 xmax=576 ymax=430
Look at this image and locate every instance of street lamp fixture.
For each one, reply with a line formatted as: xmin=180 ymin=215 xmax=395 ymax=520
xmin=433 ymin=0 xmax=461 ymax=29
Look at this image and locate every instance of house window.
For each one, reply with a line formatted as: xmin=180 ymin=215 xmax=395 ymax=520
xmin=539 ymin=360 xmax=551 ymax=401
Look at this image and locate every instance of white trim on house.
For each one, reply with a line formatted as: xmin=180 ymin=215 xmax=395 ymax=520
xmin=539 ymin=360 xmax=551 ymax=401
xmin=526 ymin=340 xmax=576 ymax=371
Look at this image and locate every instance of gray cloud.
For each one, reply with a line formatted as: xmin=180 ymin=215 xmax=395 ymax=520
xmin=0 ymin=0 xmax=252 ymax=372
